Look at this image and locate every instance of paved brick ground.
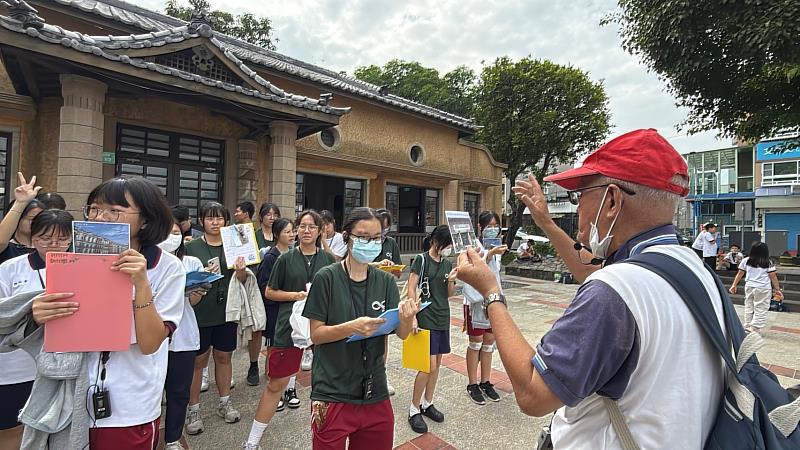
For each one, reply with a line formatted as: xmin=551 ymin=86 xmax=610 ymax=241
xmin=158 ymin=275 xmax=800 ymax=450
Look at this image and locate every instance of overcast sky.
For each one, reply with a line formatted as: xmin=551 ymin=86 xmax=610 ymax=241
xmin=131 ymin=0 xmax=731 ymax=154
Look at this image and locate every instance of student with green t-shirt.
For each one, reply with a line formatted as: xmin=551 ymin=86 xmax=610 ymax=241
xmin=243 ymin=210 xmax=335 ymax=450
xmin=406 ymin=224 xmax=455 ymax=434
xmin=255 ymin=203 xmax=280 ymax=251
xmin=303 ymin=207 xmax=418 ymax=449
xmin=371 ymin=208 xmax=402 ymax=267
xmin=184 ymin=202 xmax=246 ymax=435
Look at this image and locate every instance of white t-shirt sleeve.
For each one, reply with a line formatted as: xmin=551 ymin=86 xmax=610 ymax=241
xmin=153 ymin=257 xmax=186 ymax=328
xmin=183 ymin=255 xmax=204 ymax=273
xmin=330 ymin=233 xmax=348 ymax=258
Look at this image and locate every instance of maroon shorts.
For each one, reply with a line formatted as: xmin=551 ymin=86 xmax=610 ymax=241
xmin=268 ymin=347 xmax=303 ymax=379
xmin=464 ymin=304 xmax=492 ymax=336
xmin=89 ymin=418 xmax=160 ymax=450
xmin=312 ymin=399 xmax=393 ymax=450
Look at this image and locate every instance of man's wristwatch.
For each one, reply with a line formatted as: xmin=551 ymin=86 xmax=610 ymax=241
xmin=482 ymin=291 xmax=507 ymax=314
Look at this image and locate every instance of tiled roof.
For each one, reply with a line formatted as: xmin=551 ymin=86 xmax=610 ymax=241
xmin=50 ymin=0 xmax=480 ymax=131
xmin=0 ymin=14 xmax=349 ymax=116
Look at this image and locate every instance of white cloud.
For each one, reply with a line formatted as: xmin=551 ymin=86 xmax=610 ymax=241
xmin=132 ymin=0 xmax=731 ymax=153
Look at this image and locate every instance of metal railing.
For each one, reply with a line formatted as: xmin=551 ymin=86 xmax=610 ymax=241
xmin=393 ymin=233 xmax=427 ymax=253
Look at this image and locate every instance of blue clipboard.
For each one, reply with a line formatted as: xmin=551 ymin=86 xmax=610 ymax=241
xmin=185 ymin=270 xmax=224 ymax=290
xmin=346 ymin=302 xmax=431 ymax=342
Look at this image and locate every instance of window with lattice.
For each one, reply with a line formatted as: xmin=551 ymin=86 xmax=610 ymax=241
xmin=146 ymin=47 xmax=240 ymax=85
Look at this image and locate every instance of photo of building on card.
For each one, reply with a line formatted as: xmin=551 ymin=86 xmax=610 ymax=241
xmin=72 ymin=222 xmax=130 ymax=255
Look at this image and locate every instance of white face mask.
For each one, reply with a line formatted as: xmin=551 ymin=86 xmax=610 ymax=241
xmin=588 ymin=187 xmax=621 ymax=260
xmin=439 ymin=246 xmax=452 ymax=258
xmin=158 ymin=233 xmax=183 ymax=253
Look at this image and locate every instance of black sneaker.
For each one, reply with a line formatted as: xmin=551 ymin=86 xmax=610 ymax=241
xmin=479 ymin=381 xmax=501 ymax=402
xmin=246 ymin=365 xmax=260 ymax=386
xmin=285 ymin=389 xmax=301 ymax=409
xmin=421 ymin=404 xmax=444 ymax=423
xmin=467 ymin=384 xmax=486 ymax=405
xmin=408 ymin=413 xmax=428 ymax=434
xmin=276 ymin=397 xmax=285 ymax=412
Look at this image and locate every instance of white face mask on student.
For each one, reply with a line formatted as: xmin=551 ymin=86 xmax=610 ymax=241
xmin=158 ymin=234 xmax=183 ymax=253
xmin=439 ymin=246 xmax=453 ymax=258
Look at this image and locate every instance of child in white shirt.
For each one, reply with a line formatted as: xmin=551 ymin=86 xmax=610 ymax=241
xmin=729 ymin=242 xmax=781 ymax=333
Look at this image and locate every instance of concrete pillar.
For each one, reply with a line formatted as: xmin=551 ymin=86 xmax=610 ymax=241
xmin=269 ymin=121 xmax=298 ymax=220
xmin=237 ymin=139 xmax=258 ymax=204
xmin=442 ymin=179 xmax=460 ymax=223
xmin=369 ymin=174 xmax=386 ymax=209
xmin=57 ymin=75 xmax=107 ymax=217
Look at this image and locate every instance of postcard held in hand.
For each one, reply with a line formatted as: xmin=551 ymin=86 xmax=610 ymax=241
xmin=220 ymin=223 xmax=261 ymax=268
xmin=43 ymin=252 xmax=133 ymax=352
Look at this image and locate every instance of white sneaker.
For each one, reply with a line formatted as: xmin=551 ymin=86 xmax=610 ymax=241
xmin=387 ymin=383 xmax=396 ymax=396
xmin=241 ymin=442 xmax=262 ymax=450
xmin=185 ymin=409 xmax=204 ymax=435
xmin=216 ymin=400 xmax=241 ymax=423
xmin=201 ymin=367 xmax=209 ymax=392
xmin=301 ymin=348 xmax=313 ymax=371
xmin=165 ymin=442 xmax=184 ymax=450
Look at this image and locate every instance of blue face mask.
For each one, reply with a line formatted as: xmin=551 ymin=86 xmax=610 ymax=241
xmin=352 ymin=240 xmax=383 ymax=263
xmin=483 ymin=227 xmax=500 ymax=239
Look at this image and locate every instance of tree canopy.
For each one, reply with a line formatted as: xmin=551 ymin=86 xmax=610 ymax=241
xmin=607 ymin=0 xmax=800 ymax=142
xmin=475 ymin=57 xmax=611 ymax=242
xmin=354 ymin=60 xmax=477 ymax=118
xmin=165 ymin=0 xmax=277 ymax=50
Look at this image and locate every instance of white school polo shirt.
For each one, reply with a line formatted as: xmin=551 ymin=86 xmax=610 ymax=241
xmin=85 ymin=247 xmax=186 ymax=428
xmin=170 ymin=256 xmax=202 ymax=352
xmin=0 ymin=253 xmax=45 ymax=385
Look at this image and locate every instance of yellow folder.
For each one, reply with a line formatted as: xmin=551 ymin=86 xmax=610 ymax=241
xmin=402 ymin=329 xmax=430 ymax=373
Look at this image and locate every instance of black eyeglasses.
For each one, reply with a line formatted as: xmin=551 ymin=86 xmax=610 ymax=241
xmin=566 ymin=184 xmax=636 ymax=205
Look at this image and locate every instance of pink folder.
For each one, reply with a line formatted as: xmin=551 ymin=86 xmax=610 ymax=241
xmin=43 ymin=253 xmax=133 ymax=352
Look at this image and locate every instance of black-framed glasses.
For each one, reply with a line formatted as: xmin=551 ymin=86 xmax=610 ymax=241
xmin=566 ymin=184 xmax=636 ymax=205
xmin=350 ymin=234 xmax=383 ymax=245
xmin=83 ymin=205 xmax=141 ymax=221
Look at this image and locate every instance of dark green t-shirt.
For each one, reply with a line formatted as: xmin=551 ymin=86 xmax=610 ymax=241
xmin=268 ymin=247 xmax=336 ymax=348
xmin=184 ymin=237 xmax=233 ymax=327
xmin=373 ymin=236 xmax=402 ymax=265
xmin=255 ymin=228 xmax=275 ymax=251
xmin=410 ymin=252 xmax=453 ymax=331
xmin=303 ymin=263 xmax=400 ymax=404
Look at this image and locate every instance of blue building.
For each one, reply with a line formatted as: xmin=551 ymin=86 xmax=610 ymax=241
xmin=754 ymin=138 xmax=800 ymax=256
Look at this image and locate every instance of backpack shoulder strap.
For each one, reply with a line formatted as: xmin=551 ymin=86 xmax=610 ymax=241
xmin=602 ymin=397 xmax=641 ymax=450
xmin=625 ymin=251 xmax=738 ymax=375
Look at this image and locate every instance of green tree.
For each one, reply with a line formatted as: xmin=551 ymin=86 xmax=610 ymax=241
xmin=353 ymin=60 xmax=477 ymax=118
xmin=474 ymin=57 xmax=611 ymax=245
xmin=606 ymin=0 xmax=800 ymax=143
xmin=165 ymin=0 xmax=277 ymax=50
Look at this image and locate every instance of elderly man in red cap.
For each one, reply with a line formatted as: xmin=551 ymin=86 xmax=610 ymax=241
xmin=455 ymin=129 xmax=727 ymax=449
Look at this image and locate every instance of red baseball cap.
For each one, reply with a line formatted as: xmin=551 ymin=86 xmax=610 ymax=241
xmin=544 ymin=129 xmax=689 ymax=196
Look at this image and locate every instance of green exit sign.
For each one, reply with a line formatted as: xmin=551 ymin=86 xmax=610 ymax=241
xmin=102 ymin=152 xmax=115 ymax=164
